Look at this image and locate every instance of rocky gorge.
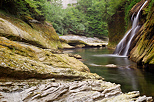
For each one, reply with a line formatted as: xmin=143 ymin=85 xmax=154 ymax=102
xmin=0 ymin=0 xmax=154 ymax=102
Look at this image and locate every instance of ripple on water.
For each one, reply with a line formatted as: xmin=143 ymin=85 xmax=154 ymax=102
xmin=92 ymin=54 xmax=128 ymax=58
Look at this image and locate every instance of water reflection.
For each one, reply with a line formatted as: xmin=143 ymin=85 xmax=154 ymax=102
xmin=66 ymin=48 xmax=154 ymax=97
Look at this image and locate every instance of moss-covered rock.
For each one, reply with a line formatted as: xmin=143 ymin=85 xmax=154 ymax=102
xmin=0 ymin=13 xmax=62 ymax=50
xmin=0 ymin=37 xmax=102 ymax=79
xmin=129 ymin=1 xmax=154 ymax=68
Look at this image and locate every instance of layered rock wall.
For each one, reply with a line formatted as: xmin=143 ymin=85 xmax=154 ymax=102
xmin=108 ymin=0 xmax=154 ymax=68
xmin=129 ymin=0 xmax=154 ymax=68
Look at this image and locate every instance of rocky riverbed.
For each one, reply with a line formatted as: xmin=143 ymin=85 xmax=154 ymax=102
xmin=0 ymin=78 xmax=153 ymax=102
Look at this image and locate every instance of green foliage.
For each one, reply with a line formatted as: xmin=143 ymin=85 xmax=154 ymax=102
xmin=124 ymin=0 xmax=154 ymax=29
xmin=0 ymin=0 xmax=131 ymax=38
xmin=124 ymin=0 xmax=148 ymax=29
xmin=0 ymin=0 xmax=45 ymax=20
xmin=146 ymin=0 xmax=154 ymax=12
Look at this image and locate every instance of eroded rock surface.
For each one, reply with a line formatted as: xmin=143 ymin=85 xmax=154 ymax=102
xmin=0 ymin=79 xmax=152 ymax=102
xmin=0 ymin=6 xmax=153 ymax=102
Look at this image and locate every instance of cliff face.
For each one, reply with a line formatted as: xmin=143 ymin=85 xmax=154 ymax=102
xmin=108 ymin=7 xmax=126 ymax=47
xmin=109 ymin=0 xmax=154 ymax=68
xmin=129 ymin=0 xmax=154 ymax=68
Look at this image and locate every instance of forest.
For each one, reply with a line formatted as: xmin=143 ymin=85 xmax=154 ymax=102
xmin=1 ymin=0 xmax=153 ymax=38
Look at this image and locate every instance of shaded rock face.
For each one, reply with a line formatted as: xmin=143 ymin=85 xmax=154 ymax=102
xmin=108 ymin=7 xmax=126 ymax=47
xmin=0 ymin=79 xmax=153 ymax=102
xmin=129 ymin=1 xmax=154 ymax=68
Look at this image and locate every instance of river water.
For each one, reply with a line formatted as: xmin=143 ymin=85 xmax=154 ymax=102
xmin=64 ymin=47 xmax=154 ymax=97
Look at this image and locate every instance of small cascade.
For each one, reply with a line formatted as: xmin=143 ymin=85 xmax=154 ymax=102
xmin=114 ymin=0 xmax=148 ymax=56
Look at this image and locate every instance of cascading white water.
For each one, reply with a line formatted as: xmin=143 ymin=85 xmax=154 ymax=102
xmin=114 ymin=0 xmax=148 ymax=56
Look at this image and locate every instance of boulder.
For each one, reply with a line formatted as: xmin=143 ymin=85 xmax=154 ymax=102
xmin=59 ymin=35 xmax=108 ymax=48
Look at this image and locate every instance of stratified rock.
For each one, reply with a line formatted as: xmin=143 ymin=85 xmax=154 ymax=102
xmin=0 ymin=79 xmax=152 ymax=102
xmin=0 ymin=37 xmax=102 ymax=79
xmin=129 ymin=2 xmax=154 ymax=68
xmin=59 ymin=35 xmax=108 ymax=48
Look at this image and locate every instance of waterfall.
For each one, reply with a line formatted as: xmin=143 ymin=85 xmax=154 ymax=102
xmin=114 ymin=0 xmax=148 ymax=56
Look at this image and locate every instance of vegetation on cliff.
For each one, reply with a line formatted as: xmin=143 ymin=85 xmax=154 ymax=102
xmin=125 ymin=0 xmax=154 ymax=28
xmin=0 ymin=0 xmax=126 ymax=38
xmin=129 ymin=0 xmax=154 ymax=67
xmin=108 ymin=0 xmax=154 ymax=47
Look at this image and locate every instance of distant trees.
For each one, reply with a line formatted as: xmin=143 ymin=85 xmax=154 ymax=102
xmin=2 ymin=0 xmax=151 ymax=38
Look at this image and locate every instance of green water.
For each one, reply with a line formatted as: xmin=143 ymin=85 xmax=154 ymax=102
xmin=65 ymin=47 xmax=154 ymax=97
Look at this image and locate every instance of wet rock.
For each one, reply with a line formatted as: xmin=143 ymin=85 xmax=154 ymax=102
xmin=129 ymin=3 xmax=154 ymax=67
xmin=105 ymin=64 xmax=117 ymax=68
xmin=61 ymin=43 xmax=75 ymax=49
xmin=89 ymin=63 xmax=117 ymax=68
xmin=130 ymin=0 xmax=149 ymax=16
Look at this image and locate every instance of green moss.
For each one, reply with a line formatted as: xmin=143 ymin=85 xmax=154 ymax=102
xmin=0 ymin=19 xmax=4 ymax=22
xmin=0 ymin=11 xmax=62 ymax=50
xmin=124 ymin=0 xmax=141 ymax=29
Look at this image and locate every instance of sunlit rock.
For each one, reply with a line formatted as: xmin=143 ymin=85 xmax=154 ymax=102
xmin=59 ymin=35 xmax=108 ymax=48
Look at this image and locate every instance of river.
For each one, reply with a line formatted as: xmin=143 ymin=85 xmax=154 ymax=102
xmin=64 ymin=47 xmax=154 ymax=97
